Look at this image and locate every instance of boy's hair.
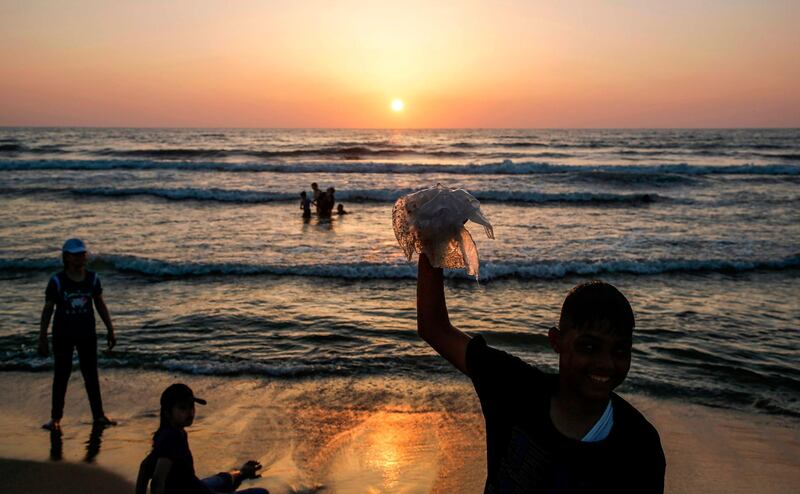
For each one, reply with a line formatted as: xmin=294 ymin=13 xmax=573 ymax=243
xmin=558 ymin=281 xmax=634 ymax=334
xmin=300 ymin=191 xmax=306 ymax=197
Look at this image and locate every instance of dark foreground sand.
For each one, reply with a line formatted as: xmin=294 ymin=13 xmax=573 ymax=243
xmin=0 ymin=370 xmax=797 ymax=493
xmin=0 ymin=457 xmax=134 ymax=493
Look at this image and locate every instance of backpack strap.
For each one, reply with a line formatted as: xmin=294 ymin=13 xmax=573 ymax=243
xmin=51 ymin=273 xmax=62 ymax=297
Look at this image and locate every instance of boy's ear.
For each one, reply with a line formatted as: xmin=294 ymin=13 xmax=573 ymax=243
xmin=548 ymin=326 xmax=561 ymax=353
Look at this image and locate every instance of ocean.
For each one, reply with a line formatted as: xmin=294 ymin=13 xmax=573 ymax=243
xmin=0 ymin=127 xmax=798 ymax=418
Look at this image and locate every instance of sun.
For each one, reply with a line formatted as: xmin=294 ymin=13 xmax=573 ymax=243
xmin=390 ymin=98 xmax=405 ymax=112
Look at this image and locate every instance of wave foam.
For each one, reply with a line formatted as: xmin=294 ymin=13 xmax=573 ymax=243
xmin=1 ymin=159 xmax=798 ymax=176
xmin=68 ymin=186 xmax=662 ymax=205
xmin=2 ymin=255 xmax=797 ymax=280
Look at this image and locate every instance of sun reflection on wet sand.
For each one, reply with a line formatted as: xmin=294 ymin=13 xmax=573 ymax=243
xmin=0 ymin=371 xmax=487 ymax=493
xmin=284 ymin=377 xmax=487 ymax=493
xmin=318 ymin=410 xmax=439 ymax=493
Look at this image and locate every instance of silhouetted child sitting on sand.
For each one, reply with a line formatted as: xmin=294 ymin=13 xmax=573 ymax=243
xmin=416 ymin=254 xmax=666 ymax=492
xmin=136 ymin=383 xmax=268 ymax=494
xmin=336 ymin=204 xmax=348 ymax=215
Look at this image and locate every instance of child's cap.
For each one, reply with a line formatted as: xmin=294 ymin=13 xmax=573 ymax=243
xmin=62 ymin=238 xmax=87 ymax=254
xmin=160 ymin=383 xmax=207 ymax=408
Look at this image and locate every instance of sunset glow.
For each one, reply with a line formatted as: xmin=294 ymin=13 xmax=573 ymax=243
xmin=0 ymin=0 xmax=798 ymax=128
xmin=391 ymin=99 xmax=405 ymax=112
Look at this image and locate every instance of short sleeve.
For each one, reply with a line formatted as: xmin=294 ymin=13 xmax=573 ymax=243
xmin=615 ymin=397 xmax=666 ymax=493
xmin=640 ymin=425 xmax=666 ymax=493
xmin=92 ymin=272 xmax=103 ymax=297
xmin=45 ymin=275 xmax=60 ymax=302
xmin=466 ymin=335 xmax=546 ymax=414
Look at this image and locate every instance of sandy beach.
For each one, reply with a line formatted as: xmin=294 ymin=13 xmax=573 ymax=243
xmin=0 ymin=370 xmax=797 ymax=493
xmin=3 ymin=0 xmax=799 ymax=488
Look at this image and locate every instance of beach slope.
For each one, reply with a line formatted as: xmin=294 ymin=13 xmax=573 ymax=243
xmin=0 ymin=370 xmax=797 ymax=493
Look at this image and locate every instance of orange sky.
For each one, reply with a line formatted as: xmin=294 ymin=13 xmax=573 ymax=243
xmin=1 ymin=0 xmax=798 ymax=128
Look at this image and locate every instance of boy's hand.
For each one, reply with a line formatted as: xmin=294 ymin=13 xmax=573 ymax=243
xmin=107 ymin=330 xmax=117 ymax=351
xmin=38 ymin=335 xmax=49 ymax=358
xmin=239 ymin=460 xmax=263 ymax=479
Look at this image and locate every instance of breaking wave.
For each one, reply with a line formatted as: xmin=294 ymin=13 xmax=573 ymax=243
xmin=66 ymin=186 xmax=663 ymax=205
xmin=2 ymin=159 xmax=798 ymax=176
xmin=2 ymin=255 xmax=798 ymax=280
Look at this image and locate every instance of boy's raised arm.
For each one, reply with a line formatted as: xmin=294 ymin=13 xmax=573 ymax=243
xmin=416 ymin=253 xmax=471 ymax=375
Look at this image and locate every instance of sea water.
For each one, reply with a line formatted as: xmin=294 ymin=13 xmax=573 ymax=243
xmin=0 ymin=128 xmax=798 ymax=417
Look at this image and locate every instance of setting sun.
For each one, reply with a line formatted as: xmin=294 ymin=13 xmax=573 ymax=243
xmin=391 ymin=99 xmax=405 ymax=112
xmin=0 ymin=2 xmax=797 ymax=493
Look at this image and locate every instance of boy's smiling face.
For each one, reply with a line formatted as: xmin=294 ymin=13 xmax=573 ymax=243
xmin=549 ymin=320 xmax=632 ymax=403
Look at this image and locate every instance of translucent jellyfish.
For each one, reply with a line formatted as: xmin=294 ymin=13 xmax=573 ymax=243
xmin=393 ymin=184 xmax=494 ymax=278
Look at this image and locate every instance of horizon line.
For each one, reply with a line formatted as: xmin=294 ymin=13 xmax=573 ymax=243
xmin=2 ymin=125 xmax=799 ymax=131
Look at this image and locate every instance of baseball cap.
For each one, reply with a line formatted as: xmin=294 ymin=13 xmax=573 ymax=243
xmin=62 ymin=238 xmax=87 ymax=254
xmin=160 ymin=383 xmax=207 ymax=408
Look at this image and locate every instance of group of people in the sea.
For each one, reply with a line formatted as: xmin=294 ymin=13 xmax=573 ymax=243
xmin=37 ymin=236 xmax=665 ymax=493
xmin=299 ymin=182 xmax=347 ymax=219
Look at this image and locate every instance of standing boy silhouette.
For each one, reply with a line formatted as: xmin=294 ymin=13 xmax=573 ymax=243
xmin=39 ymin=238 xmax=117 ymax=432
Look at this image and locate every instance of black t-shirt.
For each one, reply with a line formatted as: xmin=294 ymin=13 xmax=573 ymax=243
xmin=466 ymin=335 xmax=666 ymax=494
xmin=141 ymin=426 xmax=211 ymax=494
xmin=45 ymin=271 xmax=102 ymax=337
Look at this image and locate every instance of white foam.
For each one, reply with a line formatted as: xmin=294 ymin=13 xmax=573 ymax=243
xmin=2 ymin=255 xmax=798 ymax=281
xmin=1 ymin=158 xmax=798 ymax=176
xmin=67 ymin=186 xmax=663 ymax=205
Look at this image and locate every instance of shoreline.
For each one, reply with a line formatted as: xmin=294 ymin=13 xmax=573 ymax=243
xmin=0 ymin=369 xmax=798 ymax=493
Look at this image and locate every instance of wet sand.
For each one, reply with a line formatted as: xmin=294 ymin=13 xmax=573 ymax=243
xmin=0 ymin=370 xmax=797 ymax=493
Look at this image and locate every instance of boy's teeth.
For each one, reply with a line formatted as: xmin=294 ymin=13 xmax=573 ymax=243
xmin=589 ymin=375 xmax=610 ymax=383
